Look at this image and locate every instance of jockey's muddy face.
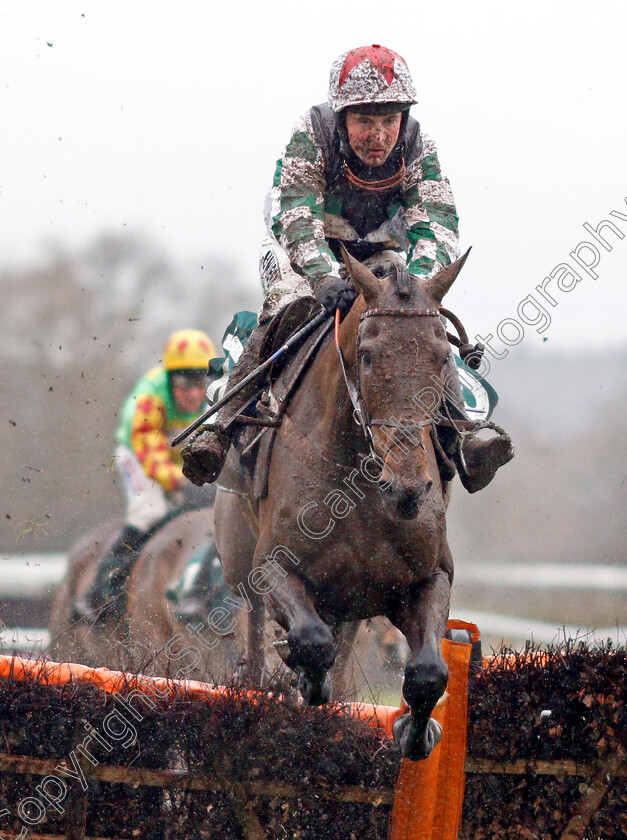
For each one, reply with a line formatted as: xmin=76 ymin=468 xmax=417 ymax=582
xmin=345 ymin=111 xmax=403 ymax=167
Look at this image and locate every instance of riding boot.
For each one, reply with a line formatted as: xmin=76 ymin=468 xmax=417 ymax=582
xmin=437 ymin=355 xmax=514 ymax=494
xmin=172 ymin=540 xmax=222 ymax=626
xmin=72 ymin=525 xmax=145 ymax=623
xmin=182 ymin=324 xmax=270 ymax=486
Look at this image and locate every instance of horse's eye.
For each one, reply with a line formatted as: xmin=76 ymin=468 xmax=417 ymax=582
xmin=361 ymin=351 xmax=372 ymax=367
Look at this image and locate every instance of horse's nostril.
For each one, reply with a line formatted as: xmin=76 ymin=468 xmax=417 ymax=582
xmin=394 ymin=480 xmax=433 ymax=519
xmin=397 ymin=488 xmax=419 ymax=518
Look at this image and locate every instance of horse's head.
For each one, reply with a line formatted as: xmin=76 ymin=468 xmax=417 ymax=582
xmin=340 ymin=246 xmax=470 ymax=519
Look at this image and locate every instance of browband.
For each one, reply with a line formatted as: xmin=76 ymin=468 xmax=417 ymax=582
xmin=361 ymin=308 xmax=440 ymax=319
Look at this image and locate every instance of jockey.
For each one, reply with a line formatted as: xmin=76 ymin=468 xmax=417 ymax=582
xmin=73 ymin=329 xmax=216 ymax=623
xmin=182 ymin=45 xmax=513 ymax=491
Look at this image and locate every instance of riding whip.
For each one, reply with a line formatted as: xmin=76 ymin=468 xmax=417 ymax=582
xmin=171 ymin=308 xmax=330 ymax=446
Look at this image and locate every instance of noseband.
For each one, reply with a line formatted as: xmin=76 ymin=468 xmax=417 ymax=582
xmin=334 ymin=307 xmax=442 ymax=461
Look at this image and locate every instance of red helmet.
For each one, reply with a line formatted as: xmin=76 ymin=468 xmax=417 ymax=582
xmin=328 ymin=45 xmax=418 ymax=113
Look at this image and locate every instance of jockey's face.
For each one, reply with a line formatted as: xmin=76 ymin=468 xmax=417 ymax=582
xmin=345 ymin=111 xmax=403 ymax=167
xmin=170 ymin=372 xmax=206 ymax=414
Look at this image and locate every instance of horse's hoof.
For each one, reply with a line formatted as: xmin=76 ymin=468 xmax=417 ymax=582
xmin=287 ymin=624 xmax=335 ymax=673
xmin=298 ymin=670 xmax=332 ymax=706
xmin=393 ymin=715 xmax=443 ymax=761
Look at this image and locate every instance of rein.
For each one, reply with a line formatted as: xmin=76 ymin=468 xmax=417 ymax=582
xmin=335 ymin=310 xmax=378 ymax=457
xmin=439 ymin=306 xmax=485 ymax=371
xmin=334 ymin=306 xmax=441 ymax=461
xmin=334 ymin=304 xmax=500 ymax=461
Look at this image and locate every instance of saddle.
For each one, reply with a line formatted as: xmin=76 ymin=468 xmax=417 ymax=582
xmin=232 ymin=297 xmax=334 ymax=500
xmin=259 ymin=296 xmax=322 ymax=373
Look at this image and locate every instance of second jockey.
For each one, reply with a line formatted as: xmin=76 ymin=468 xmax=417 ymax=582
xmin=73 ymin=329 xmax=216 ymax=623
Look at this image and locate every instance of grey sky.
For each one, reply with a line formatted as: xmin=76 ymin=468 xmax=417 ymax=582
xmin=1 ymin=0 xmax=626 ymax=348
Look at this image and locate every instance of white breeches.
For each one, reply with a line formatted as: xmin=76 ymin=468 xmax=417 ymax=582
xmin=114 ymin=444 xmax=179 ymax=532
xmin=258 ymin=234 xmax=313 ymax=322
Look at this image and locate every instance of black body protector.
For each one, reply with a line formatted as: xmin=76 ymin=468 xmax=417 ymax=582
xmin=308 ymin=102 xmax=423 ymax=264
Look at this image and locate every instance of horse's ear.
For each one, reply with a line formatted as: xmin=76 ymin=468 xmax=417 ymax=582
xmin=340 ymin=244 xmax=380 ymax=303
xmin=424 ymin=248 xmax=472 ymax=303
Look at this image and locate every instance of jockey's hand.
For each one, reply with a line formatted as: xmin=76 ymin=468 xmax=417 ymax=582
xmin=180 ymin=440 xmax=207 ymax=487
xmin=314 ymin=275 xmax=358 ymax=315
xmin=181 ymin=425 xmax=229 ymax=486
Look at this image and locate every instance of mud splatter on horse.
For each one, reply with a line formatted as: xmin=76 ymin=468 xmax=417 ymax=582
xmin=216 ymin=250 xmax=470 ymax=759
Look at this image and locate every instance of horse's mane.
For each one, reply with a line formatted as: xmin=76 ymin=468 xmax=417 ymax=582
xmin=371 ymin=260 xmax=412 ymax=300
xmin=393 ymin=268 xmax=412 ymax=299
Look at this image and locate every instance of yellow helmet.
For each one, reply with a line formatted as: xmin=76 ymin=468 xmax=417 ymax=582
xmin=162 ymin=329 xmax=216 ymax=371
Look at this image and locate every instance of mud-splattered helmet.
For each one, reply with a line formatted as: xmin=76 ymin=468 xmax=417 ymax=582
xmin=163 ymin=329 xmax=216 ymax=371
xmin=328 ymin=44 xmax=417 ymax=113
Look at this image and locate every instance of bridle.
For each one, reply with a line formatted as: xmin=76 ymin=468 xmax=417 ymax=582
xmin=334 ymin=306 xmax=501 ymax=464
xmin=334 ymin=307 xmax=442 ymax=462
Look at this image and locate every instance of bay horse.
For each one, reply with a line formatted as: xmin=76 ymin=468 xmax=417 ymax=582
xmin=48 ymin=505 xmax=245 ymax=681
xmin=216 ymin=248 xmax=468 ymax=760
xmin=214 ymin=455 xmax=408 ymax=700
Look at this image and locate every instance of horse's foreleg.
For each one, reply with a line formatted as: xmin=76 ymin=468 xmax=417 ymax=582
xmin=264 ymin=569 xmax=335 ymax=706
xmin=238 ymin=590 xmax=265 ymax=685
xmin=389 ymin=564 xmax=451 ymax=761
xmin=330 ymin=620 xmax=361 ymax=700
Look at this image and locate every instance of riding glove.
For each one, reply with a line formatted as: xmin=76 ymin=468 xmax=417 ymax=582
xmin=314 ymin=275 xmax=358 ymax=315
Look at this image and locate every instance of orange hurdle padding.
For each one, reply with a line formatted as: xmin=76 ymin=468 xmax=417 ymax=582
xmin=388 ymin=619 xmax=478 ymax=840
xmin=0 ymin=617 xmax=478 ymax=840
xmin=349 ymin=701 xmax=405 ymax=738
xmin=0 ymin=655 xmax=403 ymax=733
xmin=0 ymin=655 xmax=271 ymax=705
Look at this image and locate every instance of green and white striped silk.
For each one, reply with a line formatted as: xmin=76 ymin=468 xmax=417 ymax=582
xmin=268 ymin=109 xmax=460 ymax=293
